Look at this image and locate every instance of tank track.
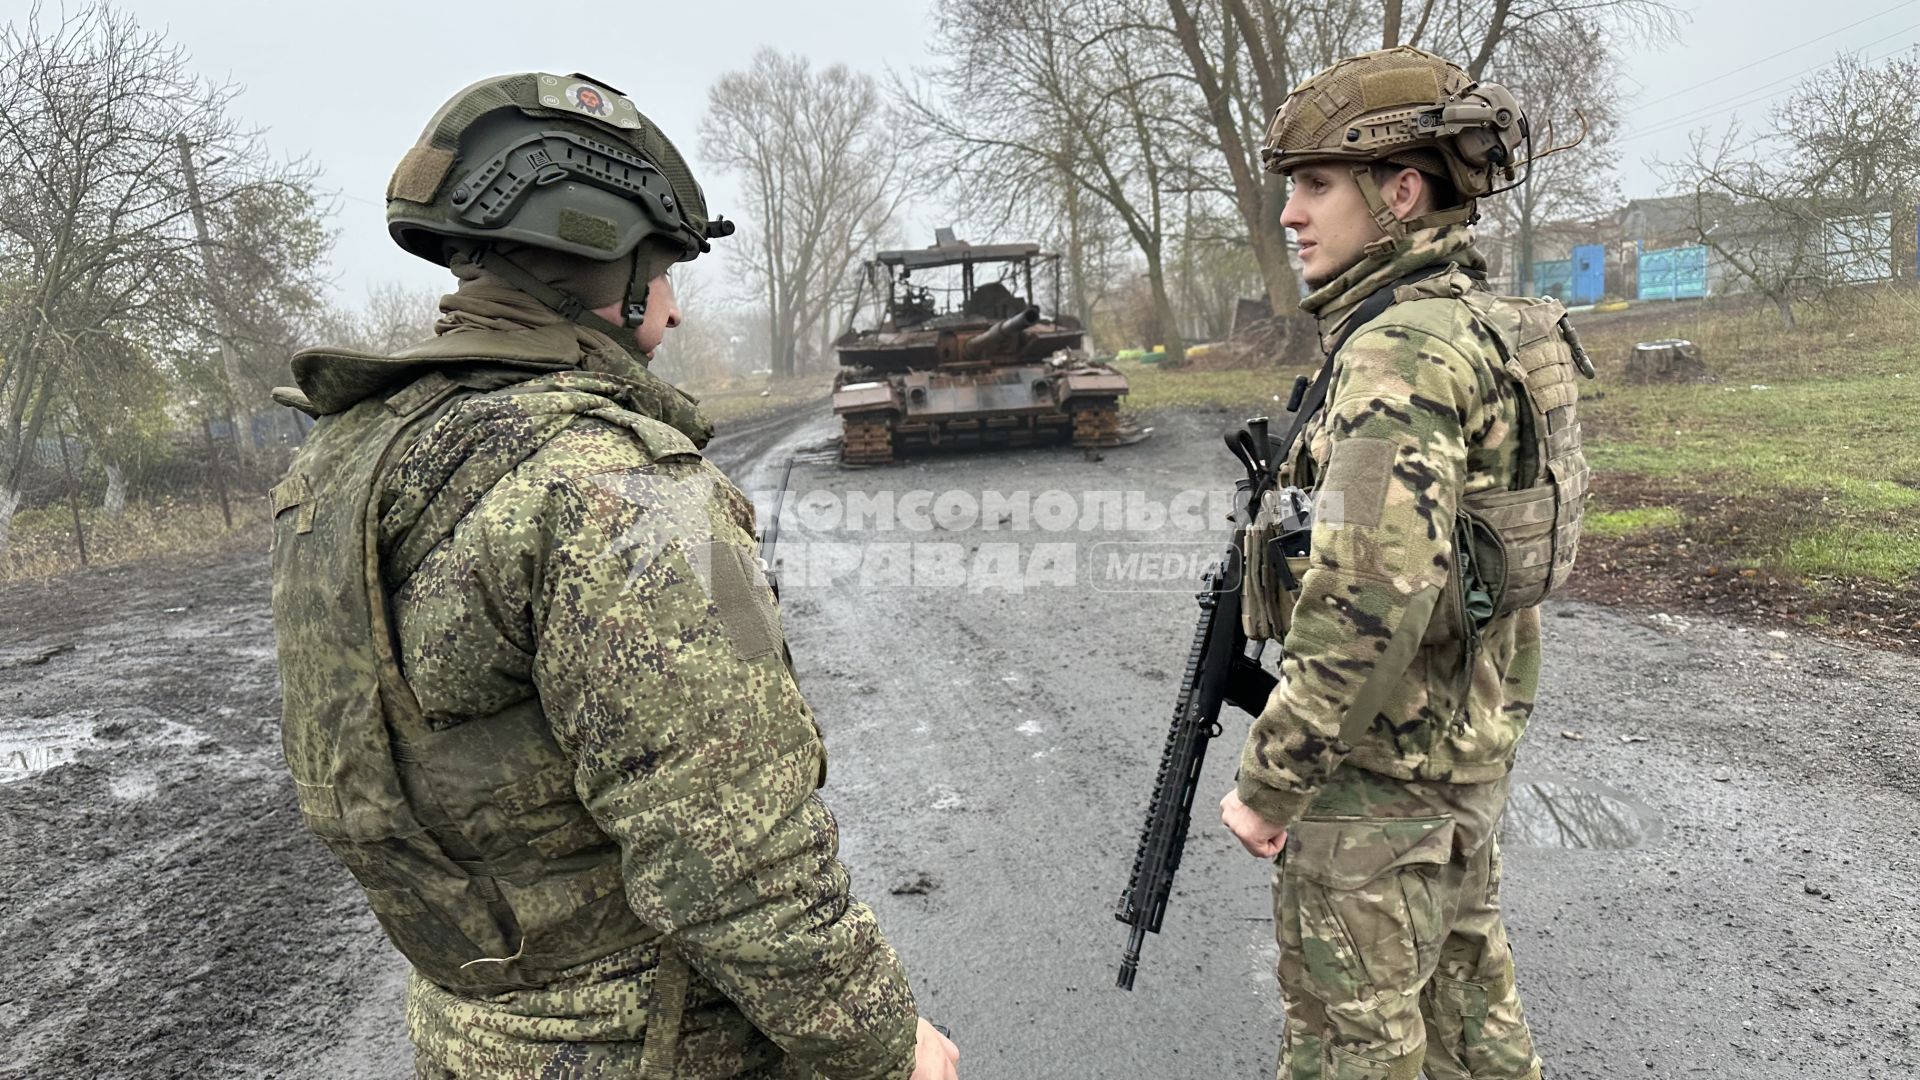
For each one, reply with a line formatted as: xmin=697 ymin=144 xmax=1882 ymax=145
xmin=1070 ymin=400 xmax=1125 ymax=447
xmin=840 ymin=414 xmax=896 ymax=466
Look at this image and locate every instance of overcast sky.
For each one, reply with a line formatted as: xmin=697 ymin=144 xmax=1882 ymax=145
xmin=112 ymin=0 xmax=1920 ymax=308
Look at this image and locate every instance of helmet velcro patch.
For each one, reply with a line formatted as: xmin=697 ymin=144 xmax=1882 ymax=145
xmin=386 ymin=146 xmax=456 ymax=204
xmin=557 ymin=208 xmax=620 ymax=252
xmin=1362 ymin=67 xmax=1441 ymax=109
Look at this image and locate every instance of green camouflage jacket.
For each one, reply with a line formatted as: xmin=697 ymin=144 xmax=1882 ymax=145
xmin=1235 ymin=226 xmax=1543 ymax=828
xmin=271 ymin=284 xmax=917 ymax=1079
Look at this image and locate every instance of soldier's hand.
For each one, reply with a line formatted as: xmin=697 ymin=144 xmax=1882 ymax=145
xmin=911 ymin=1017 xmax=960 ymax=1080
xmin=1220 ymin=790 xmax=1288 ymax=859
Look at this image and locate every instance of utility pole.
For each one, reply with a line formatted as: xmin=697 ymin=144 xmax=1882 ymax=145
xmin=176 ymin=135 xmax=254 ymax=464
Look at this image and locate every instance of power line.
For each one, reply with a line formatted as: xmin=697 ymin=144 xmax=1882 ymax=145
xmin=1629 ymin=0 xmax=1918 ymax=113
xmin=1621 ymin=25 xmax=1920 ymax=145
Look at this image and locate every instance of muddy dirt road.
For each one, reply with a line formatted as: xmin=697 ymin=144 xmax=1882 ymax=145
xmin=1 ymin=403 xmax=1915 ymax=1078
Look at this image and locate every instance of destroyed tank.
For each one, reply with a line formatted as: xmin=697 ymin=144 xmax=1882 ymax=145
xmin=832 ymin=234 xmax=1130 ymax=465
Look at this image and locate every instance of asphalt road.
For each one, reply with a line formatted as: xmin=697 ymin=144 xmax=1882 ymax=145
xmin=0 ymin=401 xmax=1913 ymax=1079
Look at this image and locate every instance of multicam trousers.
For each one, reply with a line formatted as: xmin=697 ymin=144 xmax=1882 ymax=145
xmin=1272 ymin=769 xmax=1542 ymax=1080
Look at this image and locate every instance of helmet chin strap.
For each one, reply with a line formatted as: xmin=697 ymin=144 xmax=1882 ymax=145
xmin=1351 ymin=163 xmax=1478 ymax=256
xmin=620 ymin=247 xmax=650 ymax=331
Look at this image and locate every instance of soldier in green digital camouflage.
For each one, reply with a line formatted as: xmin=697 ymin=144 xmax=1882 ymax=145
xmin=267 ymin=73 xmax=959 ymax=1080
xmin=1219 ymin=47 xmax=1592 ymax=1079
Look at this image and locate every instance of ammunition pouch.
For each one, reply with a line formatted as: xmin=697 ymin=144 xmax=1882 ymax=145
xmin=1241 ymin=486 xmax=1313 ymax=641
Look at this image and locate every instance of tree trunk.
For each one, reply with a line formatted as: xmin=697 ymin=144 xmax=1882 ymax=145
xmin=1166 ymin=0 xmax=1303 ymax=318
xmin=1065 ymin=173 xmax=1094 ymax=327
xmin=1144 ymin=250 xmax=1187 ymax=366
xmin=0 ymin=485 xmax=19 ymax=563
xmin=103 ymin=462 xmax=127 ymax=520
xmin=1382 ymin=0 xmax=1404 ymax=46
xmin=1773 ymin=294 xmax=1797 ymax=329
xmin=1517 ymin=198 xmax=1537 ymax=295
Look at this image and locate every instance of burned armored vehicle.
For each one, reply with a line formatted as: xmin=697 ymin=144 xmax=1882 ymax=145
xmin=832 ymin=234 xmax=1130 ymax=465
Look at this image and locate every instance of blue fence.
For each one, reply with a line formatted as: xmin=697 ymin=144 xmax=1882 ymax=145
xmin=1638 ymin=244 xmax=1709 ymax=301
xmin=1530 ymin=258 xmax=1572 ymax=301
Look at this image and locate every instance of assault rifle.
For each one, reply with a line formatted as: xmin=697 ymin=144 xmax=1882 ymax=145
xmin=1113 ymin=416 xmax=1289 ymax=990
xmin=1114 ymin=383 xmax=1325 ymax=990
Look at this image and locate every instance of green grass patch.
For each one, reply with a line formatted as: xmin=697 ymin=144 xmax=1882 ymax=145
xmin=1585 ymin=506 xmax=1684 ymax=538
xmin=1786 ymin=527 xmax=1920 ymax=583
xmin=1577 ymin=293 xmax=1920 ymax=585
xmin=1115 ymin=359 xmax=1305 ymax=414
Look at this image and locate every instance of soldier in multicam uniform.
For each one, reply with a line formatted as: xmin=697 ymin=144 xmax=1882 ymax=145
xmin=267 ymin=73 xmax=959 ymax=1080
xmin=1220 ymin=47 xmax=1592 ymax=1079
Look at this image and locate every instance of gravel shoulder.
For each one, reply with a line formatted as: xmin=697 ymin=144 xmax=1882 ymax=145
xmin=0 ymin=404 xmax=1913 ymax=1078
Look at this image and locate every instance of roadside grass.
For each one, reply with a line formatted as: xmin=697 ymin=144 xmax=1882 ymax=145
xmin=685 ymin=371 xmax=835 ymax=429
xmin=1116 ymin=358 xmax=1311 ymax=414
xmin=1 ymin=496 xmax=268 ymax=583
xmin=1787 ymin=527 xmax=1920 ymax=582
xmin=1576 ymin=286 xmax=1920 ymax=584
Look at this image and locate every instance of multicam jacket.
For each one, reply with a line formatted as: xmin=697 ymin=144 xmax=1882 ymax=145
xmin=1236 ymin=226 xmax=1543 ymax=828
xmin=269 ymin=283 xmax=917 ymax=1079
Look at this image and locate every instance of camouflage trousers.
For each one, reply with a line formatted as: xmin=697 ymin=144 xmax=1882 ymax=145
xmin=1272 ymin=769 xmax=1542 ymax=1080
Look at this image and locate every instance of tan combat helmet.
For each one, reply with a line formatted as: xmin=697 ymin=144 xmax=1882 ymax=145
xmin=1262 ymin=47 xmax=1527 ymax=242
xmin=385 ymin=72 xmax=734 ymax=334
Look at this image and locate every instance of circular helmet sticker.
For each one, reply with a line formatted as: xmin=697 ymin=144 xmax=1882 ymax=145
xmin=567 ymin=83 xmax=612 ymax=117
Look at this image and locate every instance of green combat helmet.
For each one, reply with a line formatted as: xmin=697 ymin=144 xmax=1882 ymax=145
xmin=1262 ymin=46 xmax=1527 ymax=242
xmin=385 ymin=71 xmax=735 ymax=337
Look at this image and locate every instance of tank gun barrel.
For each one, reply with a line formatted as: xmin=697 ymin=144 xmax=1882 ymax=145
xmin=962 ymin=305 xmax=1041 ymax=359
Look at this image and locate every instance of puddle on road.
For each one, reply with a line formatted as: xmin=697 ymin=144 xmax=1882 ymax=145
xmin=1500 ymin=776 xmax=1662 ymax=850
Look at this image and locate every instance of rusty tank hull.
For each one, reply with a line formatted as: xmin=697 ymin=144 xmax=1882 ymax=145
xmin=832 ymin=238 xmax=1131 ymax=465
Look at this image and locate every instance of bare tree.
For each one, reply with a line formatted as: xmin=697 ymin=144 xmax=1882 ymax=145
xmin=1161 ymin=0 xmax=1670 ymax=318
xmin=0 ymin=2 xmax=320 ymax=555
xmin=1777 ymin=48 xmax=1920 ymax=209
xmin=905 ymin=0 xmax=1198 ymax=362
xmin=1664 ymin=48 xmax=1920 ymax=327
xmin=1161 ymin=0 xmax=1362 ymax=317
xmin=701 ymin=50 xmax=912 ymax=378
xmin=196 ymin=177 xmax=334 ymax=447
xmin=314 ymin=281 xmax=443 ymax=357
xmin=1473 ymin=21 xmax=1623 ymax=292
